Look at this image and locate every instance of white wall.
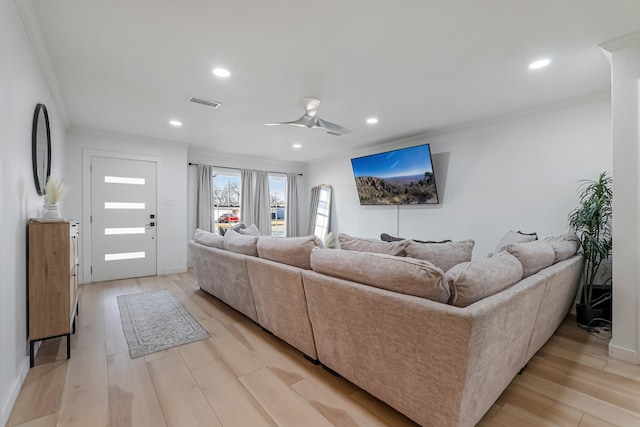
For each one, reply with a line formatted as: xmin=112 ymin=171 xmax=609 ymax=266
xmin=65 ymin=127 xmax=189 ymax=283
xmin=306 ymin=96 xmax=612 ymax=260
xmin=0 ymin=0 xmax=67 ymax=424
xmin=602 ymin=34 xmax=640 ymax=364
xmin=186 ymin=148 xmax=308 ymax=250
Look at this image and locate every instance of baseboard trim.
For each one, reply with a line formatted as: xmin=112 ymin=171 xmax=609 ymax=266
xmin=0 ymin=355 xmax=30 ymax=427
xmin=160 ymin=267 xmax=188 ymax=275
xmin=609 ymin=342 xmax=639 ymax=364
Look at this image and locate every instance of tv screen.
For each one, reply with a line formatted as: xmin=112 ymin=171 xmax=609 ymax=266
xmin=350 ymin=143 xmax=439 ymax=205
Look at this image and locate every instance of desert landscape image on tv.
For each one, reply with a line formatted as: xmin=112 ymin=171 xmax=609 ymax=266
xmin=351 ymin=144 xmax=439 ymax=205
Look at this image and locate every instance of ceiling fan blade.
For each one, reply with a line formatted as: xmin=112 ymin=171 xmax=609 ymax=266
xmin=265 ymin=114 xmax=315 ymax=128
xmin=315 ymin=117 xmax=352 ymax=135
xmin=303 ymin=97 xmax=320 ymax=117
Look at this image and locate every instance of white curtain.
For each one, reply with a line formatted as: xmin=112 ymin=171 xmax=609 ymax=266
xmin=195 ymin=164 xmax=213 ymax=231
xmin=240 ymin=169 xmax=253 ymax=225
xmin=254 ymin=170 xmax=272 ymax=235
xmin=286 ymin=173 xmax=299 ymax=237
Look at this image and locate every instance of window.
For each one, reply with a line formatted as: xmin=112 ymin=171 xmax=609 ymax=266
xmin=269 ymin=175 xmax=286 ymax=236
xmin=212 ymin=173 xmax=240 ymax=234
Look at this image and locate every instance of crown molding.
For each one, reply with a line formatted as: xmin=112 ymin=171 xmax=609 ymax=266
xmin=15 ymin=0 xmax=69 ymax=126
xmin=600 ymin=31 xmax=640 ymax=54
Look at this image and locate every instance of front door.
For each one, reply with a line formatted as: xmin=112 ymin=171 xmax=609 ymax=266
xmin=91 ymin=156 xmax=157 ymax=281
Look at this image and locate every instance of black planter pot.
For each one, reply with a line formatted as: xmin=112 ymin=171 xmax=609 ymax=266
xmin=576 ymin=304 xmax=604 ymax=327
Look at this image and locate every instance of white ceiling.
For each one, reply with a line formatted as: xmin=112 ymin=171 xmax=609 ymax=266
xmin=28 ymin=0 xmax=640 ymax=163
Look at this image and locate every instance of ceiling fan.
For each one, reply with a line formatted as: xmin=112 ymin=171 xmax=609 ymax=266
xmin=265 ymin=97 xmax=352 ymax=136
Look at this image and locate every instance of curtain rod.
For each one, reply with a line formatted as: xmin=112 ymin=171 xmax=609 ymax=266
xmin=188 ymin=162 xmax=303 ymax=176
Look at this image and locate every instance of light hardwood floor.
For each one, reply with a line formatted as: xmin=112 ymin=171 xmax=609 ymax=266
xmin=7 ymin=270 xmax=635 ymax=427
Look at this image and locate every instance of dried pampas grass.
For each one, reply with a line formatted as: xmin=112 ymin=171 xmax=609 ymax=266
xmin=44 ymin=177 xmax=68 ymax=205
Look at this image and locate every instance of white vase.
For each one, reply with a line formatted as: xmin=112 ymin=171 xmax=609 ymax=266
xmin=43 ymin=204 xmax=60 ymax=219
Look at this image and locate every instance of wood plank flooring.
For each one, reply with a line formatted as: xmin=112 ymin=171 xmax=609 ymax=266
xmin=7 ymin=270 xmax=635 ymax=427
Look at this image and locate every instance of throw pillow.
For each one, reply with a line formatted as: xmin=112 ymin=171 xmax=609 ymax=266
xmin=243 ymin=224 xmax=261 ymax=236
xmin=324 ymin=232 xmax=340 ymax=249
xmin=492 ymin=230 xmax=538 ymax=255
xmin=222 ymin=229 xmax=259 ymax=256
xmin=405 ymin=239 xmax=475 ymax=272
xmin=380 ymin=233 xmax=452 ymax=244
xmin=506 ymin=241 xmax=555 ymax=278
xmin=219 ymin=222 xmax=246 ymax=236
xmin=544 ymin=233 xmax=581 ymax=263
xmin=257 ymin=235 xmax=323 ymax=270
xmin=310 ymin=248 xmax=449 ymax=303
xmin=338 ymin=233 xmax=408 ymax=256
xmin=193 ymin=228 xmax=224 ymax=249
xmin=446 ymin=251 xmax=523 ymax=307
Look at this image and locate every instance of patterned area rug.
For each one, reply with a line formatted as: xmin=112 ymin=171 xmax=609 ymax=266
xmin=117 ymin=289 xmax=210 ymax=358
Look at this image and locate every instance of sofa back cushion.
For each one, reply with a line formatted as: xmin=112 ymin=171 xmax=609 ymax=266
xmin=223 ymin=229 xmax=259 ymax=256
xmin=257 ymin=235 xmax=324 ymax=270
xmin=492 ymin=230 xmax=538 ymax=255
xmin=506 ymin=241 xmax=556 ymax=278
xmin=405 ymin=239 xmax=475 ymax=272
xmin=194 ymin=228 xmax=224 ymax=249
xmin=310 ymin=248 xmax=449 ymax=303
xmin=338 ymin=233 xmax=408 ymax=256
xmin=446 ymin=252 xmax=523 ymax=307
xmin=544 ymin=233 xmax=581 ymax=263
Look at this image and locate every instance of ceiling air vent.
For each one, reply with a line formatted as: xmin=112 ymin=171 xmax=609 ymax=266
xmin=189 ymin=97 xmax=222 ymax=109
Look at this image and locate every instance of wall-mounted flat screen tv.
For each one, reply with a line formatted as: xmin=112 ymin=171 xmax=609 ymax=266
xmin=350 ymin=143 xmax=439 ymax=205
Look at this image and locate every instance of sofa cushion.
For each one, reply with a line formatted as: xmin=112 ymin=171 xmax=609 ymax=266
xmin=338 ymin=233 xmax=408 ymax=256
xmin=223 ymin=229 xmax=258 ymax=256
xmin=405 ymin=239 xmax=475 ymax=272
xmin=544 ymin=233 xmax=581 ymax=263
xmin=446 ymin=252 xmax=523 ymax=307
xmin=257 ymin=235 xmax=324 ymax=270
xmin=492 ymin=230 xmax=538 ymax=255
xmin=380 ymin=233 xmax=452 ymax=244
xmin=506 ymin=241 xmax=555 ymax=278
xmin=310 ymin=248 xmax=449 ymax=303
xmin=193 ymin=228 xmax=224 ymax=249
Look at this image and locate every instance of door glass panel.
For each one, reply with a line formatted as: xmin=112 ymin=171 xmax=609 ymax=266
xmin=104 ymin=176 xmax=146 ymax=185
xmin=104 ymin=202 xmax=146 ymax=209
xmin=104 ymin=227 xmax=146 ymax=235
xmin=105 ymin=251 xmax=146 ymax=261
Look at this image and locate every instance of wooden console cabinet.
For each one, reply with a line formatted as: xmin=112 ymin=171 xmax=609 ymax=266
xmin=28 ymin=219 xmax=79 ymax=367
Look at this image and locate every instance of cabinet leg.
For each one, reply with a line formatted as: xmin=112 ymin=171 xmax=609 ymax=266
xmin=30 ymin=341 xmax=35 ymax=368
xmin=72 ymin=317 xmax=76 ymax=334
xmin=66 ymin=334 xmax=71 ymax=360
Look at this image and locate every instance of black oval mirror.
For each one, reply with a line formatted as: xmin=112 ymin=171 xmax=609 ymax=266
xmin=32 ymin=103 xmax=51 ymax=196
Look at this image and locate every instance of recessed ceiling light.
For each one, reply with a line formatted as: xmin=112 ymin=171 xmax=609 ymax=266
xmin=366 ymin=117 xmax=378 ymax=124
xmin=169 ymin=120 xmax=182 ymax=127
xmin=212 ymin=67 xmax=231 ymax=78
xmin=528 ymin=59 xmax=551 ymax=70
xmin=292 ymin=143 xmax=302 ymax=149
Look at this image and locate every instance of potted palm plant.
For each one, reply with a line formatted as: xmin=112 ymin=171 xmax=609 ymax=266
xmin=568 ymin=172 xmax=612 ymax=326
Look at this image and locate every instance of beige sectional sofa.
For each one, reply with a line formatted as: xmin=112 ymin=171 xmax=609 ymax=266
xmin=188 ymin=229 xmax=582 ymax=427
